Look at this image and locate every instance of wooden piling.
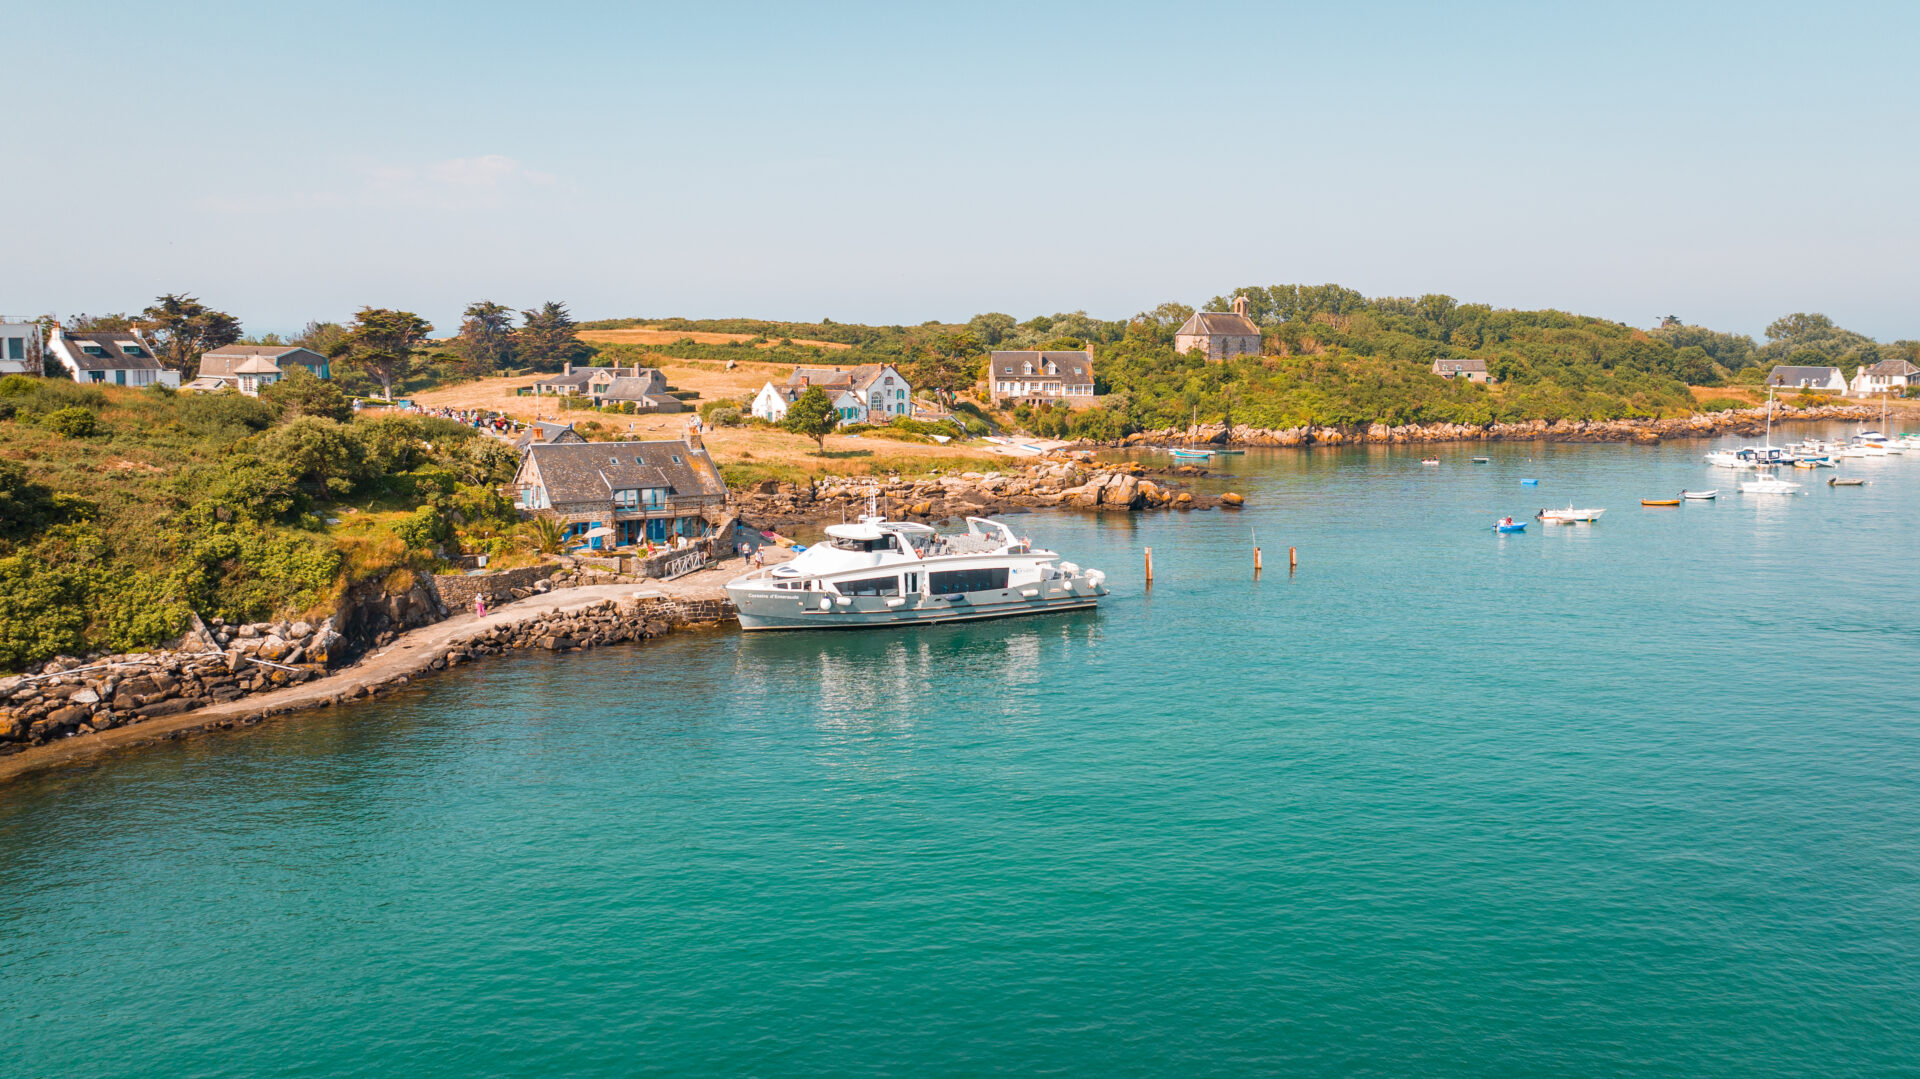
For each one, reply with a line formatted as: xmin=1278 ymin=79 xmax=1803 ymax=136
xmin=1144 ymin=547 xmax=1154 ymax=586
xmin=1254 ymin=546 xmax=1262 ymax=576
xmin=1289 ymin=546 xmax=1297 ymax=572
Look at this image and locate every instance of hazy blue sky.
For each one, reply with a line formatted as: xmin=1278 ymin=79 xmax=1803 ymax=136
xmin=6 ymin=1 xmax=1917 ymax=339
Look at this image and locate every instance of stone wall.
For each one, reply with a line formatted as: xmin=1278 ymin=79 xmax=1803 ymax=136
xmin=429 ymin=564 xmax=560 ymax=612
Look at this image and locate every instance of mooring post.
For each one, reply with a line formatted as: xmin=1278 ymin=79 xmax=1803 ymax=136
xmin=1254 ymin=546 xmax=1262 ymax=576
xmin=1144 ymin=547 xmax=1154 ymax=586
xmin=1289 ymin=546 xmax=1297 ymax=572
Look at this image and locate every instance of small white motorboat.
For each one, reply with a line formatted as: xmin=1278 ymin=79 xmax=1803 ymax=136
xmin=1537 ymin=504 xmax=1606 ymax=523
xmin=1739 ymin=476 xmax=1802 ymax=494
xmin=1681 ymin=489 xmax=1718 ymax=500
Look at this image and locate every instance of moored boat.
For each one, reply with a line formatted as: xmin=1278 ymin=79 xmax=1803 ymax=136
xmin=1641 ymin=499 xmax=1680 ymax=507
xmin=1681 ymin=489 xmax=1718 ymax=500
xmin=1169 ymin=448 xmax=1213 ymax=460
xmin=726 ymin=514 xmax=1108 ymax=631
xmin=1828 ymin=477 xmax=1866 ymax=487
xmin=1492 ymin=516 xmax=1526 ymax=533
xmin=1537 ymin=504 xmax=1605 ymax=523
xmin=1739 ymin=476 xmax=1802 ymax=494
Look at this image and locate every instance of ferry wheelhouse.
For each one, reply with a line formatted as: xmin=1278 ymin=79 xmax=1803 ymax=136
xmin=725 ymin=516 xmax=1108 ymax=631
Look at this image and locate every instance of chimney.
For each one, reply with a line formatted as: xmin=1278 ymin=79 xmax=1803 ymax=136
xmin=1232 ymin=294 xmax=1250 ymax=319
xmin=563 ymin=361 xmax=572 ymax=376
xmin=799 ymin=375 xmax=808 ymax=387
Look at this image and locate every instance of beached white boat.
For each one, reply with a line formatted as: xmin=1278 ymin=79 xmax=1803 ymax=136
xmin=1537 ymin=505 xmax=1606 ymax=523
xmin=1739 ymin=476 xmax=1802 ymax=494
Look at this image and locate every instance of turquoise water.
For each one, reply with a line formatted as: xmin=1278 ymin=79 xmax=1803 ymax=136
xmin=5 ymin=427 xmax=1919 ymax=1077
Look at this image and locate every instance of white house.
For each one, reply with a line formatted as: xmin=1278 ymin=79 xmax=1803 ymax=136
xmin=0 ymin=319 xmax=42 ymax=376
xmin=988 ymin=348 xmax=1096 ymax=404
xmin=1765 ymin=365 xmax=1847 ymax=393
xmin=1849 ymin=359 xmax=1919 ymax=397
xmin=753 ymin=364 xmax=913 ymax=424
xmin=44 ymin=326 xmax=178 ymax=388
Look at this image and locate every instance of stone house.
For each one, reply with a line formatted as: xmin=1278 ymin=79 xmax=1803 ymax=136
xmin=1173 ymin=296 xmax=1262 ymax=360
xmin=511 ymin=438 xmax=729 ymax=549
xmin=988 ymin=348 xmax=1096 ymax=405
xmin=1766 ymin=365 xmax=1847 ymax=393
xmin=43 ymin=326 xmax=178 ymax=387
xmin=1431 ymin=357 xmax=1491 ymax=383
xmin=511 ymin=420 xmax=589 ymax=452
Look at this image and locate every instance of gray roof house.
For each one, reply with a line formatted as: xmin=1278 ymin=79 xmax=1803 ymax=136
xmin=185 ymin=345 xmax=331 ymax=395
xmin=1173 ymin=296 xmax=1262 ymax=360
xmin=1849 ymin=358 xmax=1919 ymax=396
xmin=44 ymin=326 xmax=178 ymax=388
xmin=1431 ymin=357 xmax=1491 ymax=383
xmin=530 ymin=363 xmax=599 ymax=395
xmin=1766 ymin=365 xmax=1847 ymax=392
xmin=989 ymin=349 xmax=1096 ymax=405
xmin=511 ymin=438 xmax=729 ymax=550
xmin=511 ymin=420 xmax=590 ymax=452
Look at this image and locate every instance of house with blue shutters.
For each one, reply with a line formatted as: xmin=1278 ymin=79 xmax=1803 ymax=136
xmin=511 ymin=438 xmax=729 ymax=549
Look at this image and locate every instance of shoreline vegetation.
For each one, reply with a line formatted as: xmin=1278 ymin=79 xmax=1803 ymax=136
xmin=6 ymin=285 xmax=1917 ymax=769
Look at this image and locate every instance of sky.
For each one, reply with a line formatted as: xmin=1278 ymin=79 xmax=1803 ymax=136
xmin=5 ymin=0 xmax=1918 ymax=340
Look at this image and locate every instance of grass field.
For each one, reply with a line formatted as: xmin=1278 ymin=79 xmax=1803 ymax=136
xmin=577 ymin=326 xmax=851 ymax=350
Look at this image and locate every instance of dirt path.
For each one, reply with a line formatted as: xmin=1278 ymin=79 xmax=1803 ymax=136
xmin=0 ymin=573 xmax=741 ymax=789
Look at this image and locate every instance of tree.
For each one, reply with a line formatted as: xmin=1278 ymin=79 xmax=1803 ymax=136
xmin=913 ymin=331 xmax=979 ymax=405
xmin=966 ymin=312 xmax=1017 ymax=347
xmin=141 ymin=294 xmax=243 ymax=374
xmin=454 ymin=300 xmax=516 ymax=377
xmin=783 ymin=385 xmax=839 ymax=451
xmin=258 ymin=417 xmax=366 ymax=498
xmin=329 ymin=307 xmax=432 ymax=400
xmin=65 ymin=313 xmax=136 ymax=332
xmin=516 ymin=301 xmax=589 ymax=372
xmin=292 ymin=320 xmax=348 ymax=356
xmin=259 ymin=366 xmax=351 ymax=422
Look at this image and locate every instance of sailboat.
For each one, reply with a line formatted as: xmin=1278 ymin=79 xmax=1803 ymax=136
xmin=1704 ymin=384 xmax=1791 ymax=468
xmin=1171 ymin=404 xmax=1214 ymax=459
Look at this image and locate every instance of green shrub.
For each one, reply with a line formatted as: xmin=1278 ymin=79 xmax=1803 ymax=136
xmin=393 ymin=505 xmax=452 ymax=551
xmin=45 ymin=406 xmax=97 ymax=438
xmin=707 ymin=406 xmax=743 ymax=427
xmin=1697 ymin=397 xmax=1746 ymax=412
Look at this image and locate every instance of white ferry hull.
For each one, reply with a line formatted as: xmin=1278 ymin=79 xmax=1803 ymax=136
xmin=728 ymin=578 xmax=1106 ymax=631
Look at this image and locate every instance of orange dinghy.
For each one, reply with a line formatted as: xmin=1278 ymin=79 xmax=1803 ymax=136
xmin=1641 ymin=499 xmax=1681 ymax=507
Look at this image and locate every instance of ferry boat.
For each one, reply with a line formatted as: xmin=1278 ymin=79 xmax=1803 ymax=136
xmin=726 ymin=514 xmax=1108 ymax=631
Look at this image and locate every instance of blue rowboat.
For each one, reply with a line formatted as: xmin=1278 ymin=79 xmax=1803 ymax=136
xmin=1521 ymin=478 xmax=1539 ymax=486
xmin=1493 ymin=522 xmax=1526 ymax=533
xmin=1170 ymin=449 xmax=1213 ymax=459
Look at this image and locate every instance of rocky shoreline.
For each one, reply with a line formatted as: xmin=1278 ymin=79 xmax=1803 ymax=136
xmin=733 ymin=458 xmax=1238 ymax=529
xmin=1114 ymin=402 xmax=1879 ymax=448
xmin=0 ymin=587 xmax=735 ymax=783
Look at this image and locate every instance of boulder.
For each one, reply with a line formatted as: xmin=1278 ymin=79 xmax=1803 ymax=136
xmin=1220 ymin=492 xmax=1245 ymax=506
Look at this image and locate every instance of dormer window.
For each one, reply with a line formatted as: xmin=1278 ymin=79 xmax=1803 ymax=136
xmin=81 ymin=344 xmax=107 ymax=357
xmin=1022 ymin=362 xmax=1033 ymax=375
xmin=118 ymin=343 xmax=147 ymax=357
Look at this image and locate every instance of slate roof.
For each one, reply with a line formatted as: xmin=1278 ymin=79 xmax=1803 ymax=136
xmin=532 ymin=369 xmax=596 ymax=390
xmin=198 ymin=345 xmax=327 ymax=379
xmin=512 ymin=421 xmax=588 ymax=450
xmin=1767 ymin=365 xmax=1844 ymax=386
xmin=1174 ymin=311 xmax=1261 ymax=338
xmin=52 ymin=330 xmax=165 ymax=372
xmin=783 ymin=367 xmax=856 ymax=390
xmin=1432 ymin=357 xmax=1489 ymax=373
xmin=525 ymin=439 xmax=726 ymax=505
xmin=989 ymin=351 xmax=1096 ymax=383
xmin=1862 ymin=359 xmax=1920 ymax=377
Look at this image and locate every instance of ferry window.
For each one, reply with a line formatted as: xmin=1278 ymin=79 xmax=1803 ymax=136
xmin=830 ymin=534 xmax=897 ymax=552
xmin=839 ymin=575 xmax=900 ymax=597
xmin=930 ymin=567 xmax=1009 ymax=595
xmin=904 ymin=573 xmax=919 ymax=594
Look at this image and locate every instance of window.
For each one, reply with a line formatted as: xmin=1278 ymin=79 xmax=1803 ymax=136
xmin=120 ymin=345 xmax=147 ymax=357
xmin=930 ymin=567 xmax=1008 ymax=595
xmin=89 ymin=372 xmax=105 ymax=382
xmin=81 ymin=344 xmax=107 ymax=357
xmin=614 ymin=488 xmax=639 ymax=509
xmin=904 ymin=572 xmax=919 ymax=595
xmin=829 ymin=533 xmax=897 ymax=553
xmin=5 ymin=338 xmax=21 ymax=360
xmin=641 ymin=488 xmax=667 ymax=509
xmin=837 ymin=575 xmax=899 ymax=597
xmin=670 ymin=455 xmax=682 ymax=464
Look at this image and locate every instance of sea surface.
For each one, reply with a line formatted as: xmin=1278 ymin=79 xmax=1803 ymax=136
xmin=5 ymin=424 xmax=1919 ymax=1077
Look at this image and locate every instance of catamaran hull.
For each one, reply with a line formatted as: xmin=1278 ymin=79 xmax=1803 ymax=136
xmin=728 ymin=582 xmax=1106 ymax=631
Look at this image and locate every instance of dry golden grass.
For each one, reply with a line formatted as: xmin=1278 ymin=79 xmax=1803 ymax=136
xmin=578 ymin=326 xmax=851 ymax=350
